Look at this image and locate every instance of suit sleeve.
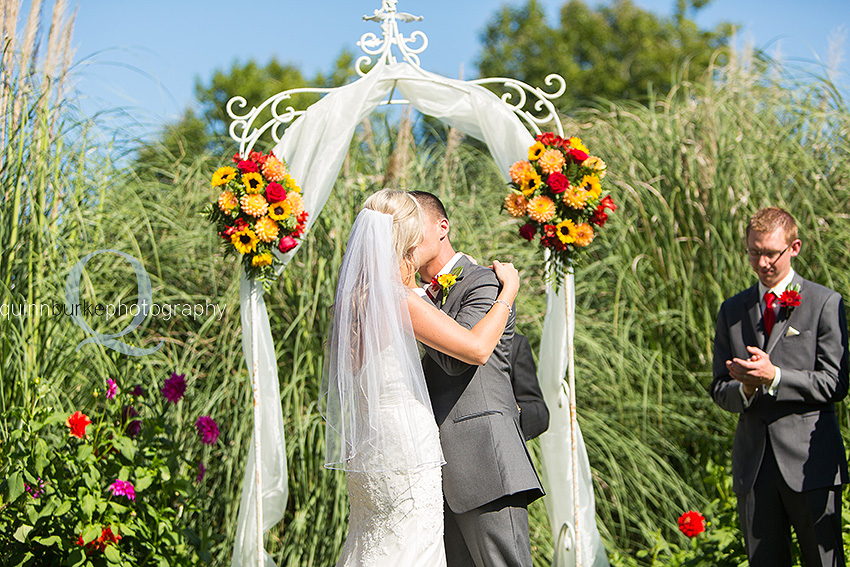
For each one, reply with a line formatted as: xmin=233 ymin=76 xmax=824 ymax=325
xmin=511 ymin=334 xmax=550 ymax=440
xmin=775 ymin=293 xmax=850 ymax=404
xmin=710 ymin=301 xmax=749 ymax=413
xmin=422 ymin=269 xmax=500 ymax=376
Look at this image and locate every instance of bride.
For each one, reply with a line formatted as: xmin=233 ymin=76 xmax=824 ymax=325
xmin=321 ymin=189 xmax=519 ymax=567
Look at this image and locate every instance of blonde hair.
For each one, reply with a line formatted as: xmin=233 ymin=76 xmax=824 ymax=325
xmin=363 ymin=189 xmax=423 ymax=280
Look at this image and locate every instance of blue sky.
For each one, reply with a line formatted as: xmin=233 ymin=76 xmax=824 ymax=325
xmin=33 ymin=0 xmax=849 ymax=134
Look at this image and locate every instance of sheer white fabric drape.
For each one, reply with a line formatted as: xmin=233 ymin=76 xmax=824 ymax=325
xmin=231 ymin=60 xmax=607 ymax=567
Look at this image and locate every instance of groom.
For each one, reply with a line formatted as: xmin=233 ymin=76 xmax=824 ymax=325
xmin=410 ymin=191 xmax=544 ymax=567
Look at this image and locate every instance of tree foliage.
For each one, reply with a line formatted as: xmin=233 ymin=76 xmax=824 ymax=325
xmin=476 ymin=0 xmax=735 ymax=110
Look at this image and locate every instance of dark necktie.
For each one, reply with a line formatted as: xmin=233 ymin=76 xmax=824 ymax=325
xmin=763 ymin=291 xmax=777 ymax=337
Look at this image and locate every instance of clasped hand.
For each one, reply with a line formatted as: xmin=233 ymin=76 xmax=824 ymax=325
xmin=726 ymin=346 xmax=776 ymax=397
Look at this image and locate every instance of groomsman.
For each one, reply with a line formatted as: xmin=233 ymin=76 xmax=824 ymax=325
xmin=710 ymin=206 xmax=849 ymax=566
xmin=510 ymin=333 xmax=549 ymax=441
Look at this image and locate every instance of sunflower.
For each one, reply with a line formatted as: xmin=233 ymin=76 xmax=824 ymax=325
xmin=583 ymin=156 xmax=607 ymax=179
xmin=285 ymin=191 xmax=305 ymax=216
xmin=212 ymin=166 xmax=238 ymax=187
xmin=538 ymin=148 xmax=566 ymax=175
xmin=242 ymin=172 xmax=266 ymax=194
xmin=217 ymin=190 xmax=239 ymax=213
xmin=251 ymin=252 xmax=273 ymax=267
xmin=579 ymin=174 xmax=602 ymax=199
xmin=526 ymin=195 xmax=556 ymax=223
xmin=268 ymin=200 xmax=292 ymax=221
xmin=241 ymin=194 xmax=269 ymax=217
xmin=254 ymin=216 xmax=280 ymax=242
xmin=573 ymin=223 xmax=595 ymax=247
xmin=231 ymin=228 xmax=259 ymax=254
xmin=509 ymin=160 xmax=535 ymax=185
xmin=567 ymin=136 xmax=589 ymax=154
xmin=519 ymin=170 xmax=542 ymax=197
xmin=261 ymin=156 xmax=287 ymax=182
xmin=562 ymin=188 xmax=589 ymax=209
xmin=527 ymin=142 xmax=546 ymax=161
xmin=555 ymin=219 xmax=578 ymax=244
xmin=504 ymin=193 xmax=528 ymax=217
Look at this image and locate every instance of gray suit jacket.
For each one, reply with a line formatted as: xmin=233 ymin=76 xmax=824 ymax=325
xmin=711 ymin=273 xmax=850 ymax=495
xmin=422 ymin=256 xmax=544 ymax=514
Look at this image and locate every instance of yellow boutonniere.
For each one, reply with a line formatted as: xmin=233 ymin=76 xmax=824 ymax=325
xmin=434 ymin=266 xmax=463 ymax=306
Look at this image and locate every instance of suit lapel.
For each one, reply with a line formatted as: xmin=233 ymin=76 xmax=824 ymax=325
xmin=439 ymin=256 xmax=473 ymax=313
xmin=745 ymin=285 xmax=764 ymax=348
xmin=765 ymin=273 xmax=804 ymax=354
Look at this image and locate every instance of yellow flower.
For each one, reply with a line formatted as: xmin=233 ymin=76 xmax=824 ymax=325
xmin=528 ymin=142 xmax=546 ymax=161
xmin=212 ymin=166 xmax=237 ymax=187
xmin=567 ymin=136 xmax=588 ymax=154
xmin=519 ymin=170 xmax=542 ymax=197
xmin=437 ymin=273 xmax=457 ymax=289
xmin=218 ymin=190 xmax=239 ymax=213
xmin=255 ymin=216 xmax=280 ymax=242
xmin=285 ymin=191 xmax=305 ymax=215
xmin=555 ymin=219 xmax=578 ymax=244
xmin=242 ymin=172 xmax=266 ymax=194
xmin=509 ymin=160 xmax=535 ymax=185
xmin=251 ymin=252 xmax=273 ymax=267
xmin=526 ymin=195 xmax=556 ymax=223
xmin=504 ymin=193 xmax=528 ymax=217
xmin=579 ymin=174 xmax=602 ymax=199
xmin=583 ymin=156 xmax=607 ymax=179
xmin=573 ymin=223 xmax=595 ymax=247
xmin=231 ymin=228 xmax=259 ymax=254
xmin=268 ymin=200 xmax=292 ymax=221
xmin=282 ymin=174 xmax=300 ymax=192
xmin=261 ymin=155 xmax=287 ymax=182
xmin=538 ymin=148 xmax=566 ymax=175
xmin=241 ymin=193 xmax=269 ymax=217
xmin=562 ymin=188 xmax=589 ymax=209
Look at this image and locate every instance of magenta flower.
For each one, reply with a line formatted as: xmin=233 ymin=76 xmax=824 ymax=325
xmin=161 ymin=372 xmax=186 ymax=403
xmin=108 ymin=479 xmax=135 ymax=502
xmin=195 ymin=416 xmax=220 ymax=445
xmin=106 ymin=378 xmax=117 ymax=400
xmin=196 ymin=462 xmax=206 ymax=483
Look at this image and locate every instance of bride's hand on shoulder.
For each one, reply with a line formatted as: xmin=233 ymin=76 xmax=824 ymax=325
xmin=491 ymin=260 xmax=519 ymax=303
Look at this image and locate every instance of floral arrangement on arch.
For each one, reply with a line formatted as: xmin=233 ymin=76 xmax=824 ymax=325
xmin=504 ymin=132 xmax=616 ymax=275
xmin=206 ymin=150 xmax=308 ymax=287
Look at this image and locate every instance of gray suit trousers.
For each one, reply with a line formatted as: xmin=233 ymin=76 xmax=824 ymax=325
xmin=444 ymin=492 xmax=532 ymax=567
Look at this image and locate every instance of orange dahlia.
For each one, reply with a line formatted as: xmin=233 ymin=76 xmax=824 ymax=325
xmin=526 ymin=195 xmax=556 ymax=223
xmin=255 ymin=216 xmax=280 ymax=242
xmin=528 ymin=142 xmax=546 ymax=161
xmin=583 ymin=156 xmax=607 ymax=178
xmin=573 ymin=223 xmax=595 ymax=247
xmin=562 ymin=188 xmax=589 ymax=209
xmin=241 ymin=194 xmax=269 ymax=217
xmin=538 ymin=148 xmax=566 ymax=175
xmin=218 ymin=190 xmax=238 ymax=213
xmin=261 ymin=156 xmax=287 ymax=182
xmin=509 ymin=160 xmax=535 ymax=185
xmin=504 ymin=193 xmax=528 ymax=217
xmin=285 ymin=192 xmax=304 ymax=216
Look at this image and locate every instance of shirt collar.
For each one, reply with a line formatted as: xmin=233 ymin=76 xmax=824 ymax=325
xmin=421 ymin=252 xmax=464 ymax=300
xmin=758 ymin=268 xmax=796 ymax=303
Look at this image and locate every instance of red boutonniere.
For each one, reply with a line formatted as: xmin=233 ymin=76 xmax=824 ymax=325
xmin=778 ymin=283 xmax=802 ymax=310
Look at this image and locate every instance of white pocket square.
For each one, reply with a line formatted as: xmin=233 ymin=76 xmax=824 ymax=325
xmin=785 ymin=326 xmax=800 ymax=337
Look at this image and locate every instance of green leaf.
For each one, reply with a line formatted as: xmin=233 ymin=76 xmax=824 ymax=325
xmin=134 ymin=474 xmax=153 ymax=492
xmin=104 ymin=544 xmax=121 ymax=563
xmin=81 ymin=493 xmax=96 ymax=520
xmin=113 ymin=436 xmax=135 ymax=461
xmin=68 ymin=548 xmax=87 ymax=567
xmin=32 ymin=535 xmax=61 ymax=546
xmin=76 ymin=444 xmax=93 ymax=462
xmin=8 ymin=471 xmax=24 ymax=501
xmin=34 ymin=438 xmax=49 ymax=476
xmin=12 ymin=524 xmax=33 ymax=543
xmin=54 ymin=499 xmax=72 ymax=517
xmin=81 ymin=524 xmax=100 ymax=544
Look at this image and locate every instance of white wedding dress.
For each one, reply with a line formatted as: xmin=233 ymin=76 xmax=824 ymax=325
xmin=335 ymin=346 xmax=446 ymax=567
xmin=322 ymin=209 xmax=446 ymax=567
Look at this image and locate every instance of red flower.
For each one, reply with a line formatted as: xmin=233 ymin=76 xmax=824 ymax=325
xmin=590 ymin=195 xmax=617 ymax=226
xmin=543 ymin=224 xmax=558 ymax=238
xmin=265 ymin=182 xmax=287 ymax=203
xmin=77 ymin=526 xmax=121 ymax=554
xmin=568 ymin=148 xmax=589 ymax=162
xmin=237 ymin=160 xmax=259 ymax=174
xmin=535 ymin=132 xmax=566 ymax=148
xmin=678 ymin=510 xmax=706 ymax=538
xmin=779 ymin=289 xmax=801 ymax=309
xmin=66 ymin=411 xmax=91 ymax=439
xmin=248 ymin=151 xmax=268 ymax=165
xmin=547 ymin=172 xmax=570 ymax=194
xmin=519 ymin=223 xmax=536 ymax=241
xmin=221 ymin=218 xmax=249 ymax=240
xmin=232 ymin=153 xmax=241 ymax=163
xmin=599 ymin=195 xmax=617 ymax=212
xmin=278 ymin=235 xmax=298 ymax=253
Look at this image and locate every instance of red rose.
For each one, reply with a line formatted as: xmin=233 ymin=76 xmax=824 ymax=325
xmin=519 ymin=223 xmax=536 ymax=241
xmin=237 ymin=160 xmax=259 ymax=173
xmin=278 ymin=236 xmax=298 ymax=253
xmin=678 ymin=510 xmax=706 ymax=538
xmin=547 ymin=172 xmax=570 ymax=194
xmin=568 ymin=148 xmax=589 ymax=162
xmin=265 ymin=182 xmax=287 ymax=203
